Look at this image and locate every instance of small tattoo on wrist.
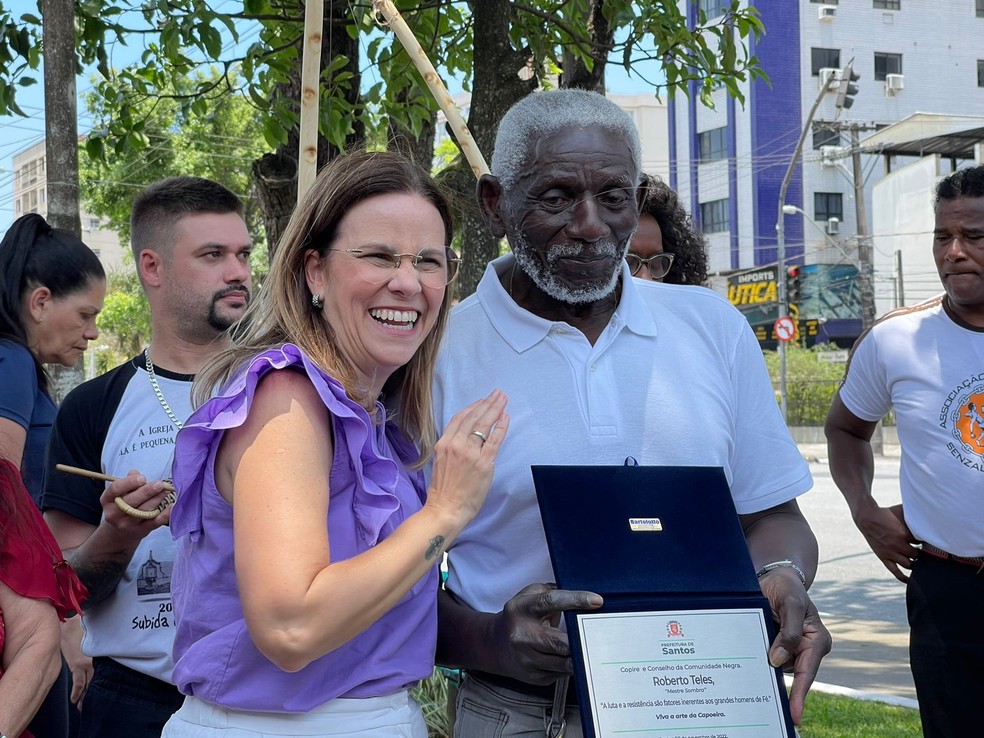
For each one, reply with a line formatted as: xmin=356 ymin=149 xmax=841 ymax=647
xmin=425 ymin=535 xmax=446 ymax=561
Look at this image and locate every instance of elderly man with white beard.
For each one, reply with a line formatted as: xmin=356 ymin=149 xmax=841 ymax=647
xmin=431 ymin=88 xmax=831 ymax=738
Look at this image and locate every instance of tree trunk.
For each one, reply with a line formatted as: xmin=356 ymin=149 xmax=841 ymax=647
xmin=253 ymin=2 xmax=363 ymax=256
xmin=43 ymin=0 xmax=85 ymax=401
xmin=252 ymin=150 xmax=297 ymax=256
xmin=561 ymin=0 xmax=613 ymax=93
xmin=442 ymin=0 xmax=536 ymax=299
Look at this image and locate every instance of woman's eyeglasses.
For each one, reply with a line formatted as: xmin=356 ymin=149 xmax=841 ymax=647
xmin=625 ymin=252 xmax=675 ymax=281
xmin=328 ymin=246 xmax=461 ymax=288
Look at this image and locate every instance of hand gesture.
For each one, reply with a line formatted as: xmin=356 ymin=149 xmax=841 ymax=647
xmin=100 ymin=470 xmax=173 ymax=539
xmin=757 ymin=567 xmax=832 ymax=725
xmin=427 ymin=389 xmax=509 ymax=530
xmin=854 ymin=503 xmax=917 ymax=582
xmin=492 ymin=583 xmax=604 ymax=685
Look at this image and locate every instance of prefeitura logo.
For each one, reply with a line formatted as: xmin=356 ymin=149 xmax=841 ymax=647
xmin=942 ymin=375 xmax=984 ymax=469
xmin=666 ymin=620 xmax=685 ymax=638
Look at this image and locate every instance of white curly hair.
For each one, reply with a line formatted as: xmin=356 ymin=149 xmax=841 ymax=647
xmin=490 ymin=89 xmax=643 ymax=191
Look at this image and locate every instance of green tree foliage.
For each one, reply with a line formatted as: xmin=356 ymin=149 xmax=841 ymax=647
xmin=80 ymin=69 xmax=267 ymax=246
xmin=1 ymin=2 xmax=767 ymax=121
xmin=2 ymin=0 xmax=769 ymax=293
xmin=763 ymin=344 xmax=848 ymax=426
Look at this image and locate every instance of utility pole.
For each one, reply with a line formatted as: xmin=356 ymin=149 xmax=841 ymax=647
xmin=43 ymin=0 xmax=84 ymax=400
xmin=775 ymin=69 xmax=840 ymax=421
xmin=851 ymin=124 xmax=877 ymax=330
xmin=895 ymin=249 xmax=905 ymax=307
xmin=849 ymin=123 xmax=883 ymax=454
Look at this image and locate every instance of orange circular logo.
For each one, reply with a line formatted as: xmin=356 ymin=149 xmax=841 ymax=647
xmin=952 ymin=388 xmax=984 ymax=458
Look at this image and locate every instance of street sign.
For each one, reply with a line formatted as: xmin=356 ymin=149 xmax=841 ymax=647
xmin=774 ymin=316 xmax=796 ymax=343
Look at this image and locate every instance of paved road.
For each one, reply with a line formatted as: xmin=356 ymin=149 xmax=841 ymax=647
xmin=795 ymin=443 xmax=917 ymax=704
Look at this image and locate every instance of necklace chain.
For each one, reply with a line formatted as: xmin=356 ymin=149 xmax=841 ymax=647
xmin=145 ymin=349 xmax=184 ymax=430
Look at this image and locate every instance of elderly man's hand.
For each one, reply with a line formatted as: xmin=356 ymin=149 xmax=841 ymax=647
xmin=757 ymin=567 xmax=832 ymax=725
xmin=492 ymin=583 xmax=603 ymax=685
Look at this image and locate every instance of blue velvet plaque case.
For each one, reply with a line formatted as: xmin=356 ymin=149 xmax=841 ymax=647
xmin=531 ymin=464 xmax=796 ymax=738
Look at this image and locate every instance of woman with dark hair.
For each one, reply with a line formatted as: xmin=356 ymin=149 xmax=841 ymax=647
xmin=0 ymin=214 xmax=104 ymax=738
xmin=162 ymin=151 xmax=508 ymax=737
xmin=0 ymin=458 xmax=87 ymax=738
xmin=626 ymin=174 xmax=709 ymax=286
xmin=0 ymin=214 xmax=106 ymax=505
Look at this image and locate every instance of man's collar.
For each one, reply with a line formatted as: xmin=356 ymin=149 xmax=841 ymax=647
xmin=476 ymin=255 xmax=657 ymax=352
xmin=616 ymin=265 xmax=659 ymax=338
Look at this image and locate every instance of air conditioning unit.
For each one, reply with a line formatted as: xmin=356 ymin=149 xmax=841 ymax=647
xmin=818 ymin=5 xmax=837 ymax=22
xmin=826 ymin=217 xmax=840 ymax=236
xmin=885 ymin=73 xmax=904 ymax=94
xmin=820 ymin=145 xmax=841 ymax=167
xmin=818 ymin=67 xmax=840 ymax=91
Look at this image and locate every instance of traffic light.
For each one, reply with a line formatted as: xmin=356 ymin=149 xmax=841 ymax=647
xmin=787 ymin=266 xmax=802 ymax=305
xmin=835 ymin=59 xmax=861 ymax=110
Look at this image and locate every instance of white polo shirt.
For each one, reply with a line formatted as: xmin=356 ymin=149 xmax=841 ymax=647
xmin=433 ymin=256 xmax=812 ymax=613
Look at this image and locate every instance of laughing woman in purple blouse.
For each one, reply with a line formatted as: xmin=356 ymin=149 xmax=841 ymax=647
xmin=161 ymin=152 xmax=508 ymax=737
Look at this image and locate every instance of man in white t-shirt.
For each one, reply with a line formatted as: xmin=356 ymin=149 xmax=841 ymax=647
xmin=825 ymin=165 xmax=984 ymax=738
xmin=434 ymin=89 xmax=831 ymax=738
xmin=42 ymin=177 xmax=253 ymax=737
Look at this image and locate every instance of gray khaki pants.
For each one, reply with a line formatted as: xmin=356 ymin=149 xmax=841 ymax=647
xmin=453 ymin=674 xmax=582 ymax=738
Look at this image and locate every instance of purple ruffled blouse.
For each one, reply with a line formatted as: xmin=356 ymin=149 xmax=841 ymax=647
xmin=169 ymin=344 xmax=437 ymax=712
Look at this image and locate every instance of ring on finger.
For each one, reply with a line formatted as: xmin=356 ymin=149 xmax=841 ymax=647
xmin=470 ymin=430 xmax=488 ymax=444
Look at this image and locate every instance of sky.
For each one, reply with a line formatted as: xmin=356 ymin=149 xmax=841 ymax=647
xmin=0 ymin=2 xmax=661 ymax=234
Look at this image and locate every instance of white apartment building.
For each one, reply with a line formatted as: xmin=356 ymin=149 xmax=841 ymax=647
xmin=671 ymin=0 xmax=984 ymax=344
xmin=12 ymin=140 xmax=127 ymax=272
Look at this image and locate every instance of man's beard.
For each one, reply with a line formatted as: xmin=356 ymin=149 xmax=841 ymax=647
xmin=208 ymin=284 xmax=251 ymax=331
xmin=512 ymin=235 xmax=625 ymax=304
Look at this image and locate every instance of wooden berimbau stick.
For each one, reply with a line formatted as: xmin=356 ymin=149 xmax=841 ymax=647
xmin=54 ymin=464 xmax=176 ymax=520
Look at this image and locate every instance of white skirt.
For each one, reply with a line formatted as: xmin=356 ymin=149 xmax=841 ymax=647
xmin=162 ymin=691 xmax=428 ymax=737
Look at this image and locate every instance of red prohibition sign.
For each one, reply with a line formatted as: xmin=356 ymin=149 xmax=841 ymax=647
xmin=774 ymin=316 xmax=796 ymax=342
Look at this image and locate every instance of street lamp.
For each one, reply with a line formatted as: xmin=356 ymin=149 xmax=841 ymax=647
xmin=782 ymin=204 xmax=863 ymax=271
xmin=775 ymin=72 xmax=839 ymax=422
xmin=783 ymin=204 xmax=840 ymax=249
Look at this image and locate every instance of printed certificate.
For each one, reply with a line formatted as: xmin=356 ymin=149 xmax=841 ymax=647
xmin=576 ymin=608 xmax=791 ymax=738
xmin=531 ymin=465 xmax=796 ymax=737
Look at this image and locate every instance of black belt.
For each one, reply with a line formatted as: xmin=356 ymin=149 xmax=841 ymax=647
xmin=469 ymin=670 xmax=579 ymax=706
